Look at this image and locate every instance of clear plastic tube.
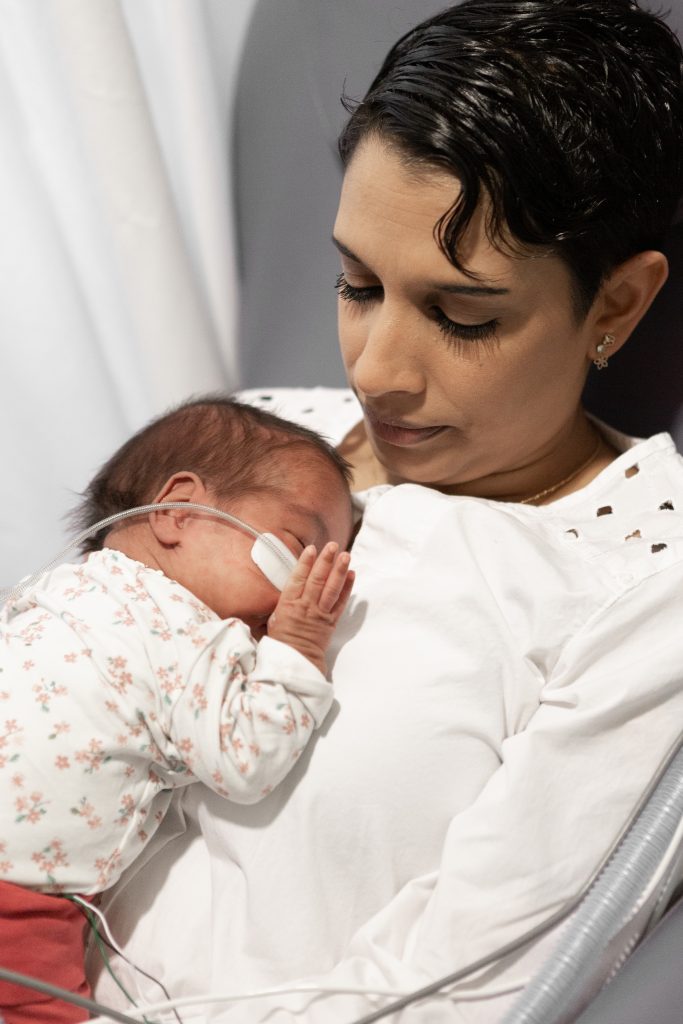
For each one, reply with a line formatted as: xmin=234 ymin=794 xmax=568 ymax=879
xmin=0 ymin=502 xmax=294 ymax=604
xmin=345 ymin=737 xmax=683 ymax=1024
xmin=500 ymin=739 xmax=683 ymax=1024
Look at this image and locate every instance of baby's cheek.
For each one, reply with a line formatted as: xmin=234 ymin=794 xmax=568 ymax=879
xmin=246 ymin=609 xmax=276 ymax=639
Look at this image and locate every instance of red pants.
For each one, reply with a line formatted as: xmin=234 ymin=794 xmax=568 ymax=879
xmin=0 ymin=881 xmax=91 ymax=1024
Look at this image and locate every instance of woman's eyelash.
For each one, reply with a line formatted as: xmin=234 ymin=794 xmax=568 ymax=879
xmin=335 ymin=272 xmax=499 ymax=344
xmin=334 ymin=272 xmax=380 ymax=305
xmin=431 ymin=307 xmax=500 ymax=343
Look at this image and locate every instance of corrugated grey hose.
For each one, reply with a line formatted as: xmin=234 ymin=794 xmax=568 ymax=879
xmin=501 ymin=740 xmax=683 ymax=1024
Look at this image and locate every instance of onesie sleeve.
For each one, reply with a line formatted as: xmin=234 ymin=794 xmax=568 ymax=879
xmin=209 ymin=562 xmax=683 ymax=1020
xmin=151 ymin=620 xmax=333 ymax=804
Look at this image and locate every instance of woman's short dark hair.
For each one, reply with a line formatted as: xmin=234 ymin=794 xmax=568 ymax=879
xmin=72 ymin=395 xmax=351 ymax=554
xmin=338 ymin=0 xmax=683 ymax=316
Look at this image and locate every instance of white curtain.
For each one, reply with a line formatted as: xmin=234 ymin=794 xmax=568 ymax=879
xmin=0 ymin=0 xmax=257 ymax=587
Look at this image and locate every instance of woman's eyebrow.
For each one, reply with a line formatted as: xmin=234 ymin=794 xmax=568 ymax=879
xmin=332 ymin=236 xmax=509 ymax=296
xmin=332 ymin=236 xmax=363 ymax=262
xmin=436 ymin=282 xmax=510 ymax=296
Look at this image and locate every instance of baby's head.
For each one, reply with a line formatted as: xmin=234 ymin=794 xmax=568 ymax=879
xmin=73 ymin=396 xmax=354 ymax=628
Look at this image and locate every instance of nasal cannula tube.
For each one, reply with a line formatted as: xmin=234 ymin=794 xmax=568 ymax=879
xmin=0 ymin=502 xmax=296 ymax=604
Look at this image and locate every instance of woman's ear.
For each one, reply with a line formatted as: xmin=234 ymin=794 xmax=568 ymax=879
xmin=590 ymin=250 xmax=669 ymax=357
xmin=148 ymin=472 xmax=209 ymax=547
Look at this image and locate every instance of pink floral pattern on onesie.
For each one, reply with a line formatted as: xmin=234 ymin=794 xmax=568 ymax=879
xmin=0 ymin=549 xmax=332 ymax=894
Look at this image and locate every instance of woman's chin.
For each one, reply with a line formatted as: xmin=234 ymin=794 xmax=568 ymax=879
xmin=368 ymin=430 xmax=467 ymax=489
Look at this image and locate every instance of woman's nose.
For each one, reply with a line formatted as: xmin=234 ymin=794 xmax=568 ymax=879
xmin=350 ymin=306 xmax=426 ymax=398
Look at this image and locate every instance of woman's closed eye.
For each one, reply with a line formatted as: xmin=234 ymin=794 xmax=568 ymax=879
xmin=335 ymin=273 xmax=499 ymax=345
xmin=431 ymin=306 xmax=499 ymax=344
xmin=335 ymin=272 xmax=381 ymax=307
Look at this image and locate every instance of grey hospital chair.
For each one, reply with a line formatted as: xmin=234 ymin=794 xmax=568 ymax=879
xmin=231 ymin=2 xmax=683 ymax=1020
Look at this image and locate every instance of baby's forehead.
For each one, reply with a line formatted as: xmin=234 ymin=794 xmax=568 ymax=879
xmin=273 ymin=465 xmax=349 ymax=511
xmin=267 ymin=466 xmax=352 ymax=532
xmin=271 ymin=446 xmax=348 ymax=489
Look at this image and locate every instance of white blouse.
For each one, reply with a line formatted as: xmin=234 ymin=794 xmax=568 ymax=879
xmin=91 ymin=388 xmax=683 ymax=1023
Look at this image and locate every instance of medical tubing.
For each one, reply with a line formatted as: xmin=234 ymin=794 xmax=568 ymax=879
xmin=347 ymin=738 xmax=683 ymax=1024
xmin=0 ymin=502 xmax=288 ymax=603
xmin=0 ymin=966 xmax=142 ymax=1024
xmin=500 ymin=739 xmax=683 ymax=1024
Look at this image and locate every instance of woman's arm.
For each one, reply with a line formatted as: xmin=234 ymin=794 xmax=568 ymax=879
xmin=194 ymin=562 xmax=683 ymax=1022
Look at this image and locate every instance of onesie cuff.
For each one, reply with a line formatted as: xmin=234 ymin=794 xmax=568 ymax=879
xmin=252 ymin=636 xmax=334 ymax=727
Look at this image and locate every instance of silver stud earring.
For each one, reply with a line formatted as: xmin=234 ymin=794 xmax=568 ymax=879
xmin=594 ymin=333 xmax=615 ymax=370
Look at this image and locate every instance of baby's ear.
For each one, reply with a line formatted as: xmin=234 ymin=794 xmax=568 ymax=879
xmin=148 ymin=472 xmax=209 ymax=546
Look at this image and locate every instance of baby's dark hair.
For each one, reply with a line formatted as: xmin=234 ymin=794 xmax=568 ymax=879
xmin=338 ymin=0 xmax=683 ymax=317
xmin=72 ymin=395 xmax=352 ymax=554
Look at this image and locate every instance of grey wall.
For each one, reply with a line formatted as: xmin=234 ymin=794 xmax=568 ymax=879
xmin=232 ymin=0 xmax=447 ymax=388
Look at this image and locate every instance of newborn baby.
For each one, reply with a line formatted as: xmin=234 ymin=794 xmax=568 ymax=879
xmin=0 ymin=395 xmax=354 ymax=1023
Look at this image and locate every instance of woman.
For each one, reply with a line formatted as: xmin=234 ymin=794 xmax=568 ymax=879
xmin=92 ymin=1 xmax=683 ymax=1021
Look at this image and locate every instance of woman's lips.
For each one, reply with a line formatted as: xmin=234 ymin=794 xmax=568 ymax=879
xmin=364 ymin=411 xmax=449 ymax=447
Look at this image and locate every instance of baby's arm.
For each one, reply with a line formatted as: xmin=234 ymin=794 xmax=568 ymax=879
xmin=267 ymin=543 xmax=355 ymax=676
xmin=149 ymin=547 xmax=353 ymax=802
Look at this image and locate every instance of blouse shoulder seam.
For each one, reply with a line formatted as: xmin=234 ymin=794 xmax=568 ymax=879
xmin=550 ymin=557 xmax=683 ymax=674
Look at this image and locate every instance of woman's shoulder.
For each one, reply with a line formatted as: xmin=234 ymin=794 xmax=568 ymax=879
xmin=234 ymin=386 xmax=361 ymax=446
xmin=530 ymin=429 xmax=683 ymax=585
xmin=545 ymin=429 xmax=683 ymax=517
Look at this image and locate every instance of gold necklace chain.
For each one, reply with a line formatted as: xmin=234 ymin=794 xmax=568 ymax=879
xmin=519 ymin=434 xmax=603 ymax=505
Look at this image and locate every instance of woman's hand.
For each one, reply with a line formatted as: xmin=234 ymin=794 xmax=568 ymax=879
xmin=267 ymin=543 xmax=354 ymax=675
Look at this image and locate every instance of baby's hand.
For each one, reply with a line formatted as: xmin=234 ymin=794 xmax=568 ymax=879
xmin=267 ymin=543 xmax=354 ymax=675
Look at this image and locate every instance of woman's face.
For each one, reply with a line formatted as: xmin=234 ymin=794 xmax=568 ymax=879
xmin=333 ymin=137 xmax=600 ymax=495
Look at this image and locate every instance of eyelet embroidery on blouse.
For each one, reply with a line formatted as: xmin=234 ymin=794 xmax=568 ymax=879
xmin=624 ymin=464 xmax=640 ymax=478
xmin=563 ymin=493 xmax=674 ymax=555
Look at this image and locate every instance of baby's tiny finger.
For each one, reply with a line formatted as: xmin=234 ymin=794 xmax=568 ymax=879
xmin=332 ymin=569 xmax=355 ymax=616
xmin=303 ymin=542 xmax=339 ymax=601
xmin=279 ymin=545 xmax=317 ymax=600
xmin=318 ymin=551 xmax=352 ymax=613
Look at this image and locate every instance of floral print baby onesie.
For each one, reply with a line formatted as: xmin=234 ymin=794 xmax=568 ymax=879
xmin=0 ymin=549 xmax=332 ymax=895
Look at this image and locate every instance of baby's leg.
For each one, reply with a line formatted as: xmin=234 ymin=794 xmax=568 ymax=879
xmin=0 ymin=881 xmax=91 ymax=1023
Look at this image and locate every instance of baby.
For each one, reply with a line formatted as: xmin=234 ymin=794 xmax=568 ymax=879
xmin=0 ymin=396 xmax=354 ymax=1024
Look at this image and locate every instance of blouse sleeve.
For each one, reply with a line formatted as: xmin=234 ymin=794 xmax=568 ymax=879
xmin=209 ymin=561 xmax=683 ymax=1020
xmin=151 ymin=622 xmax=334 ymax=804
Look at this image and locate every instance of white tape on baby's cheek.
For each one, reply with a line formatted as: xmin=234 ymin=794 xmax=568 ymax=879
xmin=250 ymin=533 xmax=296 ymax=590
